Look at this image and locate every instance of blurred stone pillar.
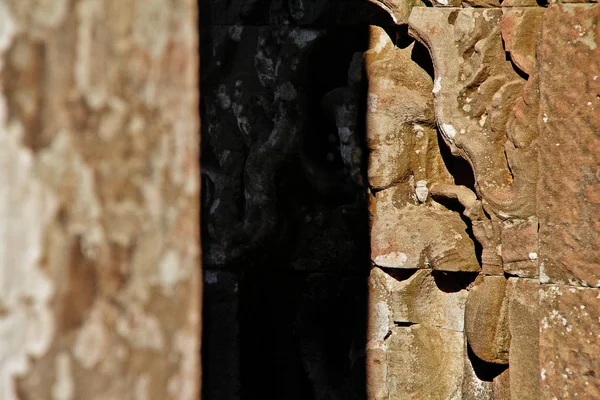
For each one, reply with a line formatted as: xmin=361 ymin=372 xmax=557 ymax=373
xmin=0 ymin=1 xmax=200 ymax=398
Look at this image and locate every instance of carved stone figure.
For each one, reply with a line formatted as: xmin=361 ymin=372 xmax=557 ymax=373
xmin=368 ymin=1 xmax=600 ymax=399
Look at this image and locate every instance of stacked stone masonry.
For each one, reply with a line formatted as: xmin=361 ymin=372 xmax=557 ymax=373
xmin=367 ymin=0 xmax=600 ymax=399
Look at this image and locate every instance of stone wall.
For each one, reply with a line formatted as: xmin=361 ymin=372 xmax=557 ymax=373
xmin=0 ymin=1 xmax=200 ymax=399
xmin=367 ymin=1 xmax=600 ymax=399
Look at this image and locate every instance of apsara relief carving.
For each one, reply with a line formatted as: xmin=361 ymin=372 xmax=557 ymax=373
xmin=367 ymin=0 xmax=600 ymax=398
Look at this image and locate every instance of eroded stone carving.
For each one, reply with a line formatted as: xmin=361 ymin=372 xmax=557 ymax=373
xmin=367 ymin=26 xmax=481 ymax=274
xmin=368 ymin=1 xmax=600 ymax=399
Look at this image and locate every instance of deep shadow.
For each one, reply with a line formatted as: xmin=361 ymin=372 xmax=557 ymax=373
xmin=467 ymin=343 xmax=509 ymax=381
xmin=437 ymin=130 xmax=476 ymax=192
xmin=432 ymin=270 xmax=478 ymax=293
xmin=200 ymin=1 xmax=374 ymax=399
xmin=434 ymin=131 xmax=483 ymax=266
xmin=379 ymin=267 xmax=419 ymax=282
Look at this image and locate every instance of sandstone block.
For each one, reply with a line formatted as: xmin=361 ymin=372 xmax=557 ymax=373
xmin=465 ymin=275 xmax=510 ymax=364
xmin=540 ymin=285 xmax=600 ymax=399
xmin=389 ymin=269 xmax=470 ymax=332
xmin=537 ymin=4 xmax=600 ymax=287
xmin=386 ymin=324 xmax=465 ymax=400
xmin=507 ymin=278 xmax=540 ymax=400
xmin=501 ymin=218 xmax=538 ymax=278
xmin=371 ymin=187 xmax=480 ymax=272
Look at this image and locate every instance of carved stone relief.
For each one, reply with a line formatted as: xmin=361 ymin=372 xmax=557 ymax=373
xmin=367 ymin=1 xmax=600 ymax=399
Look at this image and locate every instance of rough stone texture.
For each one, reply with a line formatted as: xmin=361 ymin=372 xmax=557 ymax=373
xmin=410 ymin=8 xmax=537 ymax=221
xmin=507 ymin=278 xmax=540 ymax=400
xmin=540 ymin=286 xmax=600 ymax=399
xmin=0 ymin=1 xmax=200 ymax=399
xmin=388 ymin=269 xmax=470 ymax=331
xmin=537 ymin=4 xmax=600 ymax=287
xmin=366 ymin=26 xmax=480 ymax=274
xmin=368 ymin=267 xmax=467 ymax=399
xmin=367 ymin=268 xmax=469 ymax=399
xmin=465 ymin=276 xmax=510 ymax=364
xmin=367 ymin=0 xmax=425 ymax=24
xmin=386 ymin=325 xmax=465 ymax=400
xmin=371 ymin=187 xmax=481 ymax=272
xmin=367 ymin=267 xmax=472 ymax=399
xmin=501 ymin=218 xmax=538 ymax=278
xmin=366 ymin=1 xmax=600 ymax=398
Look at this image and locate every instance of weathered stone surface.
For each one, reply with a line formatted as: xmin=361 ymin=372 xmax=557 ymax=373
xmin=461 ymin=357 xmax=494 ymax=400
xmin=368 ymin=267 xmax=394 ymax=400
xmin=370 ymin=267 xmax=470 ymax=332
xmin=366 ymin=27 xmax=483 ymax=274
xmin=465 ymin=276 xmax=510 ymax=364
xmin=368 ymin=266 xmax=473 ymax=399
xmin=366 ymin=26 xmax=448 ymax=192
xmin=386 ymin=324 xmax=465 ymax=400
xmin=501 ymin=218 xmax=538 ymax=278
xmin=463 ymin=0 xmax=501 ymax=7
xmin=492 ymin=368 xmax=511 ymax=400
xmin=501 ymin=0 xmax=538 ymax=7
xmin=500 ymin=9 xmax=544 ymax=77
xmin=367 ymin=0 xmax=425 ymax=24
xmin=409 ymin=8 xmax=536 ymax=220
xmin=0 ymin=1 xmax=201 ymax=399
xmin=371 ymin=187 xmax=481 ymax=272
xmin=507 ymin=278 xmax=540 ymax=400
xmin=389 ymin=270 xmax=470 ymax=331
xmin=537 ymin=4 xmax=600 ymax=287
xmin=540 ymin=286 xmax=600 ymax=399
xmin=462 ymin=342 xmax=510 ymax=400
xmin=367 ymin=1 xmax=599 ymax=400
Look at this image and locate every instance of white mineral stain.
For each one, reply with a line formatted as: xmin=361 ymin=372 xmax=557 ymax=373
xmin=413 ymin=124 xmax=424 ymax=138
xmin=372 ymin=31 xmax=389 ymax=53
xmin=479 ymin=114 xmax=487 ymax=127
xmin=374 ymin=252 xmax=408 ymax=268
xmin=575 ymin=31 xmax=597 ymax=50
xmin=373 ymin=302 xmax=391 ymax=340
xmin=432 ymin=77 xmax=442 ymax=94
xmin=528 ymin=252 xmax=538 ymax=261
xmin=539 ymin=263 xmax=551 ymax=284
xmin=367 ymin=93 xmax=378 ymax=113
xmin=441 ymin=123 xmax=457 ymax=140
xmin=415 ymin=180 xmax=429 ymax=203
